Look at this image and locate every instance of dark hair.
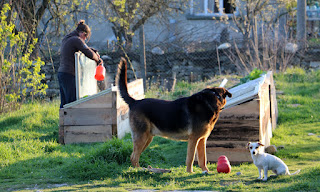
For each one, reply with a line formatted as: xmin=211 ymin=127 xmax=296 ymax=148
xmin=76 ymin=20 xmax=91 ymax=41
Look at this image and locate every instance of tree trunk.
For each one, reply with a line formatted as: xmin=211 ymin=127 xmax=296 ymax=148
xmin=139 ymin=25 xmax=146 ymax=91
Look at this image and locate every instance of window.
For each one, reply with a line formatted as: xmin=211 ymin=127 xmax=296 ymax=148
xmin=190 ymin=0 xmax=236 ymax=16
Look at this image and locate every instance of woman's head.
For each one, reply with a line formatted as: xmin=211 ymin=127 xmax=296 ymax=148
xmin=76 ymin=20 xmax=91 ymax=41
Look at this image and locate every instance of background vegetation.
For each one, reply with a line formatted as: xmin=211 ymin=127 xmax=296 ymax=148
xmin=0 ymin=4 xmax=47 ymax=114
xmin=0 ymin=68 xmax=319 ymax=191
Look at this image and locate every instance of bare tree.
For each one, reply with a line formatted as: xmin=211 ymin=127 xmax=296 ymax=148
xmin=93 ymin=0 xmax=188 ymax=50
xmin=1 ymin=0 xmax=92 ymax=58
xmin=225 ymin=0 xmax=298 ymax=73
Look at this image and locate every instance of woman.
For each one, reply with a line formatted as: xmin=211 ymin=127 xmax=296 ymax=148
xmin=58 ymin=20 xmax=102 ymax=108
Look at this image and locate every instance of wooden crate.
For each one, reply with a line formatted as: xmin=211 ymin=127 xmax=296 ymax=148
xmin=59 ymin=79 xmax=144 ymax=144
xmin=206 ymin=71 xmax=278 ymax=164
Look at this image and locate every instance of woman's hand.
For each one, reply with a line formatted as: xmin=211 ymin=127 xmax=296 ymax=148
xmin=97 ymin=58 xmax=103 ymax=66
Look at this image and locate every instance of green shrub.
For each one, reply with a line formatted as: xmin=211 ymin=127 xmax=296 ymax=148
xmin=0 ymin=4 xmax=47 ymax=114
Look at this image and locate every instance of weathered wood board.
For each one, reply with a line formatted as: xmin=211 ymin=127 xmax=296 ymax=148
xmin=59 ymin=78 xmax=144 ymax=144
xmin=206 ymin=71 xmax=277 ymax=164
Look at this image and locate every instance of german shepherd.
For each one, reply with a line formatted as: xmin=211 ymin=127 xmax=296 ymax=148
xmin=116 ymin=58 xmax=232 ymax=173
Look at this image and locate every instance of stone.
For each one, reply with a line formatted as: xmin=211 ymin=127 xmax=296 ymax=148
xmin=310 ymin=61 xmax=320 ymax=69
xmin=218 ymin=43 xmax=231 ymax=50
xmin=285 ymin=43 xmax=298 ymax=53
xmin=101 ymin=55 xmax=112 ymax=60
xmin=46 ymin=89 xmax=60 ymax=98
xmin=151 ymin=47 xmax=164 ymax=55
xmin=265 ymin=145 xmax=277 ymax=155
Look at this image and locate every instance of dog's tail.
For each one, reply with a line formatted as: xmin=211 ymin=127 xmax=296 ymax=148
xmin=289 ymin=169 xmax=301 ymax=176
xmin=116 ymin=57 xmax=136 ymax=105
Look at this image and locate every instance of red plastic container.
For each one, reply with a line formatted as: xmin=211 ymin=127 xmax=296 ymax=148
xmin=94 ymin=65 xmax=105 ymax=81
xmin=217 ymin=155 xmax=231 ymax=173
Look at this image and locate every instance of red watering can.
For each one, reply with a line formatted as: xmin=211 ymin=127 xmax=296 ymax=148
xmin=94 ymin=65 xmax=105 ymax=81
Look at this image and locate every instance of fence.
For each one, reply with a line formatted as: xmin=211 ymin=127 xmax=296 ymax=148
xmin=101 ymin=37 xmax=320 ymax=91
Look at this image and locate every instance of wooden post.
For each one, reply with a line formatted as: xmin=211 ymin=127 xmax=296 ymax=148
xmin=297 ymin=0 xmax=307 ymax=49
xmin=59 ymin=109 xmax=65 ymax=144
xmin=139 ymin=25 xmax=147 ymax=91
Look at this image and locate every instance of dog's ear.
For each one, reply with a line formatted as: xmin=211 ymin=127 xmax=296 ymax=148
xmin=246 ymin=142 xmax=251 ymax=149
xmin=224 ymin=89 xmax=232 ymax=98
xmin=258 ymin=142 xmax=264 ymax=146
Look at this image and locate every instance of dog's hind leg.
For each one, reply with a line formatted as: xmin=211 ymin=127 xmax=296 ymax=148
xmin=141 ymin=135 xmax=153 ymax=153
xmin=131 ymin=132 xmax=153 ymax=168
xmin=197 ymin=137 xmax=209 ymax=172
xmin=186 ymin=137 xmax=199 ymax=173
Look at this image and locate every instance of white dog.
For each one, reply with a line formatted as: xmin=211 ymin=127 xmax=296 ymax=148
xmin=247 ymin=142 xmax=300 ymax=181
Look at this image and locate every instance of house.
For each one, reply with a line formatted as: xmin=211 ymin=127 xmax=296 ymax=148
xmin=83 ymin=0 xmax=242 ymax=51
xmin=83 ymin=0 xmax=291 ymax=54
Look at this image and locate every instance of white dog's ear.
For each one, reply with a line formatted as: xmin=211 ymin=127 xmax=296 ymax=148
xmin=258 ymin=142 xmax=264 ymax=146
xmin=246 ymin=142 xmax=251 ymax=148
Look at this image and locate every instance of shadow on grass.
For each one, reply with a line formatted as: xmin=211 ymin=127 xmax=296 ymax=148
xmin=271 ymin=166 xmax=320 ymax=192
xmin=0 ymin=115 xmax=30 ymax=131
xmin=0 ymin=136 xmax=189 ymax=191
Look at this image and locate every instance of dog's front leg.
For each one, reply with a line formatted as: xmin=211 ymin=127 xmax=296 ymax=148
xmin=186 ymin=137 xmax=199 ymax=173
xmin=257 ymin=167 xmax=262 ymax=180
xmin=262 ymin=166 xmax=269 ymax=181
xmin=197 ymin=137 xmax=209 ymax=173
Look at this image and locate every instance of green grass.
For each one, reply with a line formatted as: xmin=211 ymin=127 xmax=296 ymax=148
xmin=0 ymin=68 xmax=320 ymax=191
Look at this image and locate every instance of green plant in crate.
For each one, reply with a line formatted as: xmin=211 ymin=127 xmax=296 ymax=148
xmin=240 ymin=68 xmax=266 ymax=84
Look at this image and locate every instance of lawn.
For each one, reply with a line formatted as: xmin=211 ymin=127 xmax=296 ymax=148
xmin=0 ymin=68 xmax=319 ymax=192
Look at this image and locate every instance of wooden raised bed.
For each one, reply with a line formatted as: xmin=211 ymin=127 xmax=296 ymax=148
xmin=59 ymin=52 xmax=144 ymax=144
xmin=59 ymin=79 xmax=144 ymax=144
xmin=206 ymin=71 xmax=278 ymax=164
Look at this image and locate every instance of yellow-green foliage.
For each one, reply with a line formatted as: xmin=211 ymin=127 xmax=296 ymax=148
xmin=0 ymin=4 xmax=47 ymax=113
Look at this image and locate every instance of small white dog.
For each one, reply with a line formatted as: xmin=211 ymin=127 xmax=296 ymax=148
xmin=247 ymin=142 xmax=300 ymax=181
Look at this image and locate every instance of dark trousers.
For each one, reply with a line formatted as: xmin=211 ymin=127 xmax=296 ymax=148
xmin=58 ymin=72 xmax=76 ymax=108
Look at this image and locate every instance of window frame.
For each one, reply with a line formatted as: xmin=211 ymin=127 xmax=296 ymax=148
xmin=189 ymin=0 xmax=238 ymax=17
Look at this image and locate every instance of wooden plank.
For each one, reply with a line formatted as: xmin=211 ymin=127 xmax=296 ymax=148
xmin=258 ymin=81 xmax=271 ymax=146
xmin=205 ymin=147 xmax=252 ymax=164
xmin=67 ymin=94 xmax=113 ymax=109
xmin=206 ymin=140 xmax=253 ymax=148
xmin=259 ymin=101 xmax=271 ymax=146
xmin=225 ymin=75 xmax=265 ymax=108
xmin=59 ymin=109 xmax=65 ymax=144
xmin=63 ymin=108 xmax=116 ymax=126
xmin=210 ymin=120 xmax=260 ymax=141
xmin=268 ymin=71 xmax=278 ymax=130
xmin=115 ymin=79 xmax=144 ymax=139
xmin=114 ymin=78 xmax=145 ymax=109
xmin=219 ymin=99 xmax=260 ymax=119
xmin=64 ymin=88 xmax=112 ymax=108
xmin=64 ymin=125 xmax=113 ymax=144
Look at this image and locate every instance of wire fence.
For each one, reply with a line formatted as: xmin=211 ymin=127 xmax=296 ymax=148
xmin=99 ymin=15 xmax=320 ymax=91
xmin=102 ymin=36 xmax=320 ymax=92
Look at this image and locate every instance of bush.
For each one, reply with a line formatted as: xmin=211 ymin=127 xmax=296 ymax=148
xmin=0 ymin=4 xmax=47 ymax=114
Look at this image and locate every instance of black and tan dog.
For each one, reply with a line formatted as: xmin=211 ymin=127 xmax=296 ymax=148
xmin=116 ymin=58 xmax=232 ymax=173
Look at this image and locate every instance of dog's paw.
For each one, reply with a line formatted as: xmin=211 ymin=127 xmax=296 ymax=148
xmin=202 ymin=170 xmax=209 ymax=175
